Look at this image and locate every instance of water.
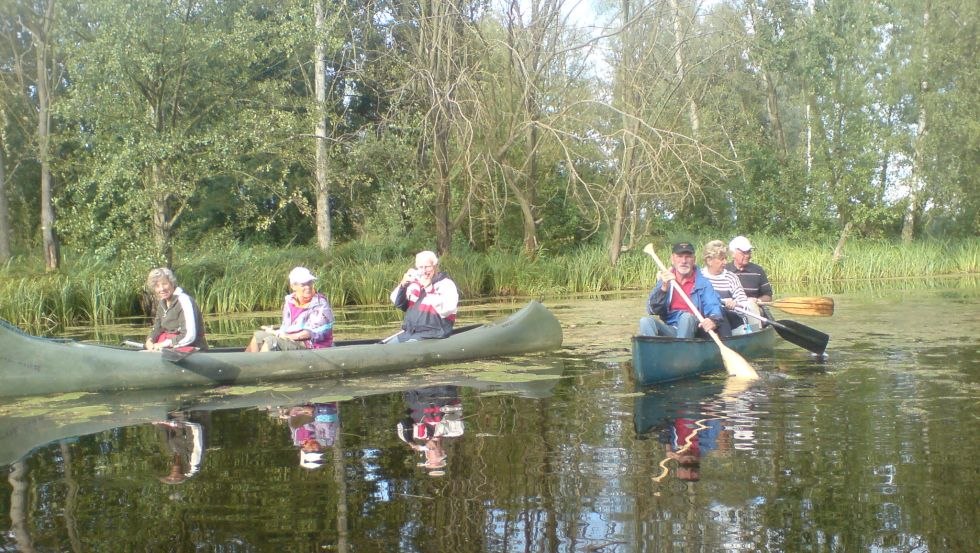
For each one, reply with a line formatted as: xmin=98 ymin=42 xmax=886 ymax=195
xmin=1 ymin=285 xmax=978 ymax=552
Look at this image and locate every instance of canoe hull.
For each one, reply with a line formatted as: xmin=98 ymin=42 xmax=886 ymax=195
xmin=0 ymin=301 xmax=562 ymax=397
xmin=631 ymin=327 xmax=776 ymax=386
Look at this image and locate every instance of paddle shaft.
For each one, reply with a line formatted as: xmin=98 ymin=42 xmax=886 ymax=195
xmin=380 ymin=330 xmax=405 ymax=344
xmin=733 ymin=307 xmax=784 ymax=329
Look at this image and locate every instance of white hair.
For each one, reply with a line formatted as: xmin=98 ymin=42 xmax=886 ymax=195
xmin=415 ymin=250 xmax=439 ymax=266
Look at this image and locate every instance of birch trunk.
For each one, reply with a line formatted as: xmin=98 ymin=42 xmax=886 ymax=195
xmin=314 ymin=0 xmax=332 ymax=251
xmin=902 ymin=1 xmax=930 ymax=242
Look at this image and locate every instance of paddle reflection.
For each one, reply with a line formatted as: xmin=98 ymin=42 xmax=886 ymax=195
xmin=396 ymin=385 xmax=464 ymax=477
xmin=635 ymin=377 xmax=758 ymax=483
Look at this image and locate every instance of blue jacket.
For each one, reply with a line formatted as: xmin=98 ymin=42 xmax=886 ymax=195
xmin=646 ymin=268 xmax=723 ymax=326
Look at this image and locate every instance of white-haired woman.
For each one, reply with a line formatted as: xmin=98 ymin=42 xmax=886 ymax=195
xmin=389 ymin=250 xmax=459 ymax=342
xmin=144 ymin=268 xmax=208 ymax=351
xmin=700 ymin=240 xmax=757 ymax=336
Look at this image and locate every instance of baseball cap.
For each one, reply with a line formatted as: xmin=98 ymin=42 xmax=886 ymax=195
xmin=288 ymin=266 xmax=317 ymax=284
xmin=729 ymin=236 xmax=753 ymax=252
xmin=299 ymin=450 xmax=324 ymax=469
xmin=672 ymin=242 xmax=695 ymax=254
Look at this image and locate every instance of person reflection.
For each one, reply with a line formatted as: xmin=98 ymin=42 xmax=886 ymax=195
xmin=656 ymin=417 xmax=731 ymax=482
xmin=396 ymin=385 xmax=463 ymax=477
xmin=638 ymin=381 xmax=749 ymax=483
xmin=154 ymin=412 xmax=206 ymax=484
xmin=284 ymin=402 xmax=340 ymax=470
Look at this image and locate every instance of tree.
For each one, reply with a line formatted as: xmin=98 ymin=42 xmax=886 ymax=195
xmin=59 ymin=0 xmax=311 ymax=264
xmin=4 ymin=0 xmax=63 ymax=270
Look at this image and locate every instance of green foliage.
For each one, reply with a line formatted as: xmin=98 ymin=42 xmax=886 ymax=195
xmin=1 ymin=0 xmax=976 ymax=269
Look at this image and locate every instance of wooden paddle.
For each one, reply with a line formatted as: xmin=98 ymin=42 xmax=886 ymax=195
xmin=762 ymin=296 xmax=834 ymax=316
xmin=642 ymin=244 xmax=759 ymax=380
xmin=734 ymin=308 xmax=829 ymax=355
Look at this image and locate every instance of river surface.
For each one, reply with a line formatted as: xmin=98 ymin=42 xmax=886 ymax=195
xmin=1 ymin=283 xmax=978 ymax=552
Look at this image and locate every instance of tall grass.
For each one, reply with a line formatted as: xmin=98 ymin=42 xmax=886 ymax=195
xmin=0 ymin=236 xmax=975 ymax=332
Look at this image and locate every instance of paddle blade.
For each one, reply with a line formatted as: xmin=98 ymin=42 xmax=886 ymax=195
xmin=718 ymin=344 xmax=759 ymax=380
xmin=774 ymin=320 xmax=829 ymax=355
xmin=768 ymin=296 xmax=834 ymax=316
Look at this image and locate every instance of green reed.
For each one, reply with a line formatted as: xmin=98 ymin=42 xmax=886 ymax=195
xmin=0 ymin=236 xmax=975 ymax=331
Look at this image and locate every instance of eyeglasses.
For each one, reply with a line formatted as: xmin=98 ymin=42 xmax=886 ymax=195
xmin=416 ymin=265 xmax=434 ymax=270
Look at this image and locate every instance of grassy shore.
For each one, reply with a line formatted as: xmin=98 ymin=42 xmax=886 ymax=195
xmin=0 ymin=237 xmax=976 ymax=331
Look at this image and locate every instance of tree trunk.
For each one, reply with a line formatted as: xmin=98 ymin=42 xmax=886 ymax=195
xmin=902 ymin=1 xmax=930 ymax=242
xmin=433 ymin=118 xmax=452 ymax=255
xmin=744 ymin=2 xmax=786 ymax=158
xmin=314 ymin=0 xmax=332 ymax=251
xmin=669 ymin=0 xmax=699 ymax=137
xmin=607 ymin=184 xmax=629 ymax=265
xmin=150 ymin=163 xmax=173 ymax=267
xmin=33 ymin=0 xmax=60 ymax=271
xmin=0 ymin=127 xmax=12 ymax=262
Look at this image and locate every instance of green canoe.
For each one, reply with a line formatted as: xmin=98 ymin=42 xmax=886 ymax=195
xmin=631 ymin=326 xmax=776 ymax=387
xmin=0 ymin=301 xmax=563 ymax=398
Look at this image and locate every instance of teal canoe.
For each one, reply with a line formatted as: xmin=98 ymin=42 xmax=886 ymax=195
xmin=0 ymin=301 xmax=563 ymax=398
xmin=631 ymin=327 xmax=776 ymax=386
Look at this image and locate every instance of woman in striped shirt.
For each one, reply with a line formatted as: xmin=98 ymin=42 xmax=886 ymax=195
xmin=700 ymin=240 xmax=758 ymax=336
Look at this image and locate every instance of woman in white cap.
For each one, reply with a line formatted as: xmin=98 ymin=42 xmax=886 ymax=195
xmin=245 ymin=266 xmax=334 ymax=352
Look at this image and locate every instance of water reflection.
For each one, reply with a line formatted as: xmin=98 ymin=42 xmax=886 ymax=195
xmin=397 ymin=386 xmax=464 ymax=477
xmin=280 ymin=402 xmax=341 ymax=470
xmin=635 ymin=378 xmax=759 ymax=484
xmin=154 ymin=413 xmax=205 ymax=484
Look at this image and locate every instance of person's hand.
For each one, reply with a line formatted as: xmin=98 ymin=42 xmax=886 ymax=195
xmin=700 ymin=318 xmax=717 ymax=332
xmin=745 ymin=297 xmax=758 ymax=304
xmin=401 ymin=268 xmax=417 ymax=287
xmin=723 ymin=298 xmax=737 ymax=310
xmin=658 ymin=270 xmax=675 ymax=291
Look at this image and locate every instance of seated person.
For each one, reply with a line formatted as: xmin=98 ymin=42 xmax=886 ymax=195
xmin=725 ymin=236 xmax=772 ymax=330
xmin=700 ymin=240 xmax=755 ymax=336
xmin=144 ymin=267 xmax=208 ymax=351
xmin=388 ymin=251 xmax=459 ymax=343
xmin=245 ymin=266 xmax=334 ymax=352
xmin=638 ymin=242 xmax=723 ymax=338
